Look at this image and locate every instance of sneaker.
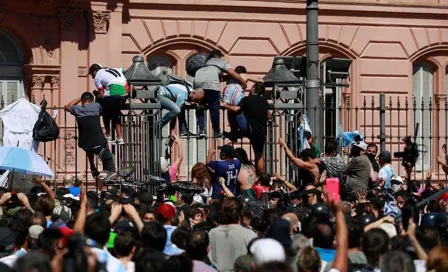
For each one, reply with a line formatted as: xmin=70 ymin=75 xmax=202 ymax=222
xmin=181 ymin=131 xmax=197 ymax=138
xmin=91 ymin=169 xmax=100 ymax=179
xmin=213 ymin=132 xmax=223 ymax=138
xmin=115 ymin=138 xmax=125 ymax=145
xmin=105 ymin=135 xmax=114 ymax=142
xmin=198 ymin=130 xmax=207 ymax=139
xmin=223 ymin=131 xmax=238 ymax=142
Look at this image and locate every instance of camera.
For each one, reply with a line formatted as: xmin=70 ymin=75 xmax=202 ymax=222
xmin=394 ymin=123 xmax=420 ymax=169
xmin=157 ymin=181 xmax=204 ymax=196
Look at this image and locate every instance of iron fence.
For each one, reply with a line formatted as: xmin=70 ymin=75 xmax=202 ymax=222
xmin=0 ymin=92 xmax=446 ymax=192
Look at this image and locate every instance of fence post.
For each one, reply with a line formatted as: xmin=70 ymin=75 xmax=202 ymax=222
xmin=379 ymin=93 xmax=386 ymax=153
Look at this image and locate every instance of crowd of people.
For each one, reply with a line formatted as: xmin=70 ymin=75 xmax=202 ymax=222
xmin=0 ymin=51 xmax=446 ymax=272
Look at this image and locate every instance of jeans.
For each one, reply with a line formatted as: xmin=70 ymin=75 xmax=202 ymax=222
xmin=159 ymin=96 xmax=181 ymax=128
xmin=196 ymin=90 xmax=221 ymax=133
xmin=84 ymin=144 xmax=116 ymax=173
xmin=236 ymin=114 xmax=249 ymax=136
xmin=227 ymin=110 xmax=239 ymax=136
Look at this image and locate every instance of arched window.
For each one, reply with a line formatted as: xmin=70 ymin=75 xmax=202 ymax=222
xmin=147 ymin=55 xmax=174 ymax=76
xmin=412 ymin=62 xmax=433 ymax=171
xmin=0 ymin=29 xmax=25 ymax=106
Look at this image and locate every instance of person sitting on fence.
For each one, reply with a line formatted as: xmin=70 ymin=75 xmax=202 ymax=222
xmin=221 ymin=82 xmax=271 ymax=174
xmin=157 ymin=82 xmax=204 ymax=139
xmin=88 ymin=63 xmax=129 ymax=145
xmin=193 ymin=49 xmax=246 ymax=139
xmin=222 ymin=65 xmax=264 ymax=142
xmin=65 ymin=92 xmax=116 ymax=184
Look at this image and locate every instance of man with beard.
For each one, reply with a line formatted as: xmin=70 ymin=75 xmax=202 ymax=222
xmin=366 ymin=143 xmax=380 ymax=173
xmin=344 ymin=141 xmax=372 ymax=193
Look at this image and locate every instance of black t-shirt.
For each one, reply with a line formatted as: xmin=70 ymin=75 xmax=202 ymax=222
xmin=70 ymin=103 xmax=107 ymax=149
xmin=239 ymin=95 xmax=270 ymax=136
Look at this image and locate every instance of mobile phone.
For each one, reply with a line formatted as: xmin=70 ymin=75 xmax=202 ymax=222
xmin=325 ymin=178 xmax=340 ymax=202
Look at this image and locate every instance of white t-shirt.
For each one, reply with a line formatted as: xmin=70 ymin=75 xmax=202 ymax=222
xmin=94 ymin=68 xmax=127 ymax=96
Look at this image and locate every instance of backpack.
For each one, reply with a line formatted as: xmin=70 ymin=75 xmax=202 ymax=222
xmin=157 ymin=71 xmax=192 ymax=90
xmin=33 ymin=100 xmax=59 ymax=142
xmin=185 ymin=52 xmax=210 ymax=77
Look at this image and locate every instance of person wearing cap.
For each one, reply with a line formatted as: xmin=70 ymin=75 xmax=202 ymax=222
xmin=65 ymin=92 xmax=116 ymax=181
xmin=378 ymin=151 xmax=396 ymax=189
xmin=389 ymin=176 xmax=404 ymax=194
xmin=155 ymin=203 xmax=185 ymax=256
xmin=206 ymin=145 xmax=241 ymax=199
xmin=88 ymin=63 xmax=129 ymax=144
xmin=344 ymin=141 xmax=373 ymax=193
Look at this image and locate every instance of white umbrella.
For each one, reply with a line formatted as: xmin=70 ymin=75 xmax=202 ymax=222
xmin=0 ymin=146 xmax=54 ymax=177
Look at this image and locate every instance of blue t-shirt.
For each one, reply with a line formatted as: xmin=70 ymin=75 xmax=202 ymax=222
xmin=209 ymin=159 xmax=241 ymax=198
xmin=68 ymin=186 xmax=80 ymax=197
xmin=158 ymin=84 xmax=189 ymax=107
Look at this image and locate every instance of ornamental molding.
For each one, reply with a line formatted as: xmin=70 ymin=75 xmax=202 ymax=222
xmin=50 ymin=76 xmax=59 ymax=88
xmin=88 ymin=11 xmax=111 ymax=33
xmin=58 ymin=8 xmax=84 ymax=31
xmin=31 ymin=76 xmax=46 ymax=90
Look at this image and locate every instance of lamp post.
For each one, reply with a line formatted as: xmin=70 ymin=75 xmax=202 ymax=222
xmin=306 ymin=0 xmax=322 ymax=149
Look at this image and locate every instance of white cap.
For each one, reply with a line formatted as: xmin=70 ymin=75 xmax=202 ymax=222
xmin=249 ymin=238 xmax=286 ymax=265
xmin=379 ymin=223 xmax=397 ymax=238
xmin=352 ymin=141 xmax=368 ymax=151
xmin=160 ymin=157 xmax=169 ymax=173
xmin=390 ymin=176 xmax=403 ymax=184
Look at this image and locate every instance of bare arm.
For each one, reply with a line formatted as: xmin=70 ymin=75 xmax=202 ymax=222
xmin=278 ymin=138 xmax=314 ymax=170
xmin=226 ymin=68 xmax=247 ymax=87
xmin=32 ymin=176 xmax=55 ymax=199
xmin=221 ymin=102 xmax=241 ymax=113
xmin=406 ymin=218 xmax=427 ymax=261
xmin=64 ymin=97 xmax=82 ymax=112
xmin=219 ymin=177 xmax=235 ymax=197
xmin=274 ymin=173 xmax=297 ymax=191
xmin=173 ymin=137 xmax=184 ymax=167
xmin=123 ymin=204 xmax=144 ymax=233
xmin=243 ymin=74 xmax=264 ymax=83
xmin=331 ymin=200 xmax=348 ymax=272
xmin=206 ymin=148 xmax=215 ymax=166
xmin=73 ymin=184 xmax=87 ymax=234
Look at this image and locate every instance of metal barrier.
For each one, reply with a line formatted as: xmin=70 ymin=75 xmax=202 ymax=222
xmin=0 ymin=92 xmax=446 ymax=191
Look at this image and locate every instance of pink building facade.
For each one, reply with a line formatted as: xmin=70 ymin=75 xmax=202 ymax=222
xmin=1 ymin=0 xmax=448 ymax=179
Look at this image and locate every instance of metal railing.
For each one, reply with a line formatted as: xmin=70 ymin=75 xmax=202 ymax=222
xmin=0 ymin=92 xmax=446 ymax=191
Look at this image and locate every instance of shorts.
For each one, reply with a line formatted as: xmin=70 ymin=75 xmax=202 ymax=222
xmin=101 ymin=95 xmax=127 ymax=122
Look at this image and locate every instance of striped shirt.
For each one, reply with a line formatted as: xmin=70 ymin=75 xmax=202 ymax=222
xmin=223 ymin=83 xmax=244 ymax=106
xmin=320 ymin=156 xmax=345 ymax=178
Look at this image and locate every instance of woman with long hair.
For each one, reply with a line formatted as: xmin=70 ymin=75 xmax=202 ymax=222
xmin=235 ymin=148 xmax=258 ymax=197
xmin=190 ymin=162 xmax=212 ymax=203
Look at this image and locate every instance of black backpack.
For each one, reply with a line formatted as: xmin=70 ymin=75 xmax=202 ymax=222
xmin=33 ymin=100 xmax=59 ymax=142
xmin=157 ymin=71 xmax=192 ymax=91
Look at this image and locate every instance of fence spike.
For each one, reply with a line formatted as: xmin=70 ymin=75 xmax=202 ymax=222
xmin=421 ymin=95 xmax=425 ymax=111
xmin=346 ymin=96 xmax=351 ymax=108
xmin=11 ymin=94 xmax=14 ymax=103
xmin=436 ymin=96 xmax=440 ymax=110
xmin=389 ymin=96 xmax=393 ymax=108
xmin=371 ymin=95 xmax=375 ymax=109
xmin=363 ymin=96 xmax=367 ymax=109
xmin=43 ymin=94 xmax=46 ymax=101
xmin=32 ymin=95 xmax=35 ymax=104
xmin=429 ymin=96 xmax=433 ymax=108
xmin=413 ymin=96 xmax=417 ymax=109
xmin=0 ymin=96 xmax=4 ymax=109
xmin=397 ymin=97 xmax=401 ymax=108
xmin=405 ymin=96 xmax=409 ymax=110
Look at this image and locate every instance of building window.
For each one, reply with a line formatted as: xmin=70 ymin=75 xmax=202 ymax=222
xmin=0 ymin=29 xmax=25 ymax=107
xmin=412 ymin=62 xmax=433 ymax=171
xmin=320 ymin=60 xmax=342 ymax=143
xmin=147 ymin=55 xmax=174 ymax=76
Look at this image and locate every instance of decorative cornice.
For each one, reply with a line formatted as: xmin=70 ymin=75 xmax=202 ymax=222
xmin=58 ymin=8 xmax=84 ymax=31
xmin=31 ymin=76 xmax=46 ymax=90
xmin=0 ymin=6 xmax=8 ymax=23
xmin=88 ymin=11 xmax=111 ymax=33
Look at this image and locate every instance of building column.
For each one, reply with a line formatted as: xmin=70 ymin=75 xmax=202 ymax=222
xmin=87 ymin=10 xmax=111 ymax=90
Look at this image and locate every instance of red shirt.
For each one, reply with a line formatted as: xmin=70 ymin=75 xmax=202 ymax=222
xmin=252 ymin=180 xmax=270 ymax=199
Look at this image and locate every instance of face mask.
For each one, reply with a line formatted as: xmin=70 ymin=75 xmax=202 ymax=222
xmin=367 ymin=153 xmax=376 ymax=161
xmin=391 ymin=184 xmax=402 ymax=193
